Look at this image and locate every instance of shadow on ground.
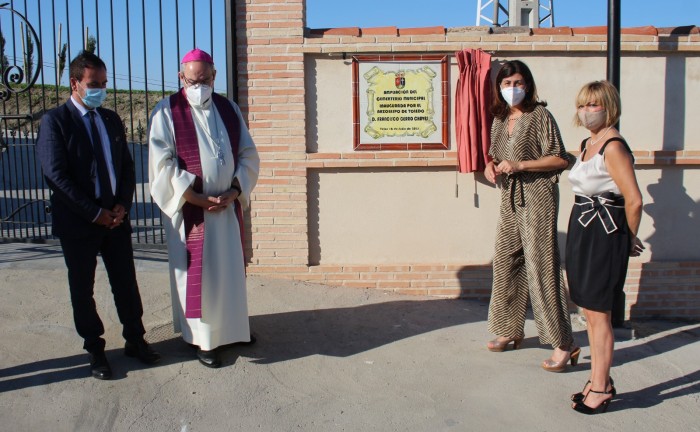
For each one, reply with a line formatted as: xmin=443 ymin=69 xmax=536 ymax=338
xmin=242 ymin=298 xmax=488 ymax=364
xmin=610 ymin=369 xmax=700 ymax=410
xmin=0 ymin=337 xmax=194 ymax=393
xmin=5 ymin=302 xmax=699 ymax=394
xmin=1 ymin=298 xmax=488 ymax=391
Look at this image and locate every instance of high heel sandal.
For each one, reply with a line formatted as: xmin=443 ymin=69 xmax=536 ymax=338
xmin=571 ymin=380 xmax=591 ymax=402
xmin=571 ymin=377 xmax=616 ymax=403
xmin=541 ymin=346 xmax=581 ymax=372
xmin=486 ymin=336 xmax=524 ymax=352
xmin=572 ymin=389 xmax=613 ymax=415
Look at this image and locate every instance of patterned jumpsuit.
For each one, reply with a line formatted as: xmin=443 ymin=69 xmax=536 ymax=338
xmin=487 ymin=104 xmax=574 ymax=348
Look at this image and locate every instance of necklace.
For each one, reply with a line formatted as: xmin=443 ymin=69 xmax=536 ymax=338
xmin=588 ymin=126 xmax=613 ymax=147
xmin=508 ymin=115 xmax=521 ymax=122
xmin=190 ymin=107 xmax=226 ymax=166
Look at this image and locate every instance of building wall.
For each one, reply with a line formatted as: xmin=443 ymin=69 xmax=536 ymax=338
xmin=237 ymin=0 xmax=700 ymax=320
xmin=309 ymin=54 xmax=700 ymax=153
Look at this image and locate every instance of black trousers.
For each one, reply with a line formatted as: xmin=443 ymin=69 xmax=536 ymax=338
xmin=59 ymin=223 xmax=145 ymax=353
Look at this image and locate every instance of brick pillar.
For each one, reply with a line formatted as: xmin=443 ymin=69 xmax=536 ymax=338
xmin=236 ymin=0 xmax=309 ymax=269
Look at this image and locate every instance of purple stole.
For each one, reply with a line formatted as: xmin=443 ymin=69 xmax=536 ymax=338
xmin=169 ymin=88 xmax=243 ymax=319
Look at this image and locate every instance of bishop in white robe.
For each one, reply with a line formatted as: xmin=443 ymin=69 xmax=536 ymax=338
xmin=148 ymin=48 xmax=259 ymax=367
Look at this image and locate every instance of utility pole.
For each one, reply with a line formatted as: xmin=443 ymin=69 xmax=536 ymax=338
xmin=607 ymin=0 xmax=626 ymax=327
xmin=224 ymin=1 xmax=238 ymax=102
xmin=607 ymin=0 xmax=621 ymax=92
xmin=476 ymin=0 xmax=555 ymax=27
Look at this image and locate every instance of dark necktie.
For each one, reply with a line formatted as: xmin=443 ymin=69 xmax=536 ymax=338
xmin=88 ymin=111 xmax=114 ymax=209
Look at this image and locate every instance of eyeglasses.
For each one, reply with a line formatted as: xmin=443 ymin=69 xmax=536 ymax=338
xmin=182 ymin=76 xmax=213 ymax=88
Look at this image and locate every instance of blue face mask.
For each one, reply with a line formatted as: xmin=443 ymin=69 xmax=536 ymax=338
xmin=78 ymin=82 xmax=107 ymax=109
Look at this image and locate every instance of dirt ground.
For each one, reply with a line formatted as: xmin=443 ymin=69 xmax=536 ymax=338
xmin=1 ymin=243 xmax=699 ymax=432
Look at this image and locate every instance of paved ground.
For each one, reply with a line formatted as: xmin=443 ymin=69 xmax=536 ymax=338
xmin=1 ymin=242 xmax=699 ymax=432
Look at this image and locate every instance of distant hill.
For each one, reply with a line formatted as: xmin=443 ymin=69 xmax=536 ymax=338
xmin=1 ymin=85 xmax=175 ymax=143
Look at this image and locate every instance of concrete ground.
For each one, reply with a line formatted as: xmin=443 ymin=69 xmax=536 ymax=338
xmin=0 ymin=242 xmax=699 ymax=432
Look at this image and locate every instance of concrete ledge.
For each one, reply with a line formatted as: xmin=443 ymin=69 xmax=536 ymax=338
xmin=398 ymin=26 xmax=445 ymax=36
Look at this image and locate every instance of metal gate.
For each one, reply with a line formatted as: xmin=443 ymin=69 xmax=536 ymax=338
xmin=0 ymin=0 xmax=234 ymax=247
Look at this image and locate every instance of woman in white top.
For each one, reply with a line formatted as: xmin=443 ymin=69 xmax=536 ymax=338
xmin=566 ymin=81 xmax=644 ymax=414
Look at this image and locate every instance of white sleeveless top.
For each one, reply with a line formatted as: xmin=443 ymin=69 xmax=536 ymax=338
xmin=568 ymin=138 xmax=629 ymax=196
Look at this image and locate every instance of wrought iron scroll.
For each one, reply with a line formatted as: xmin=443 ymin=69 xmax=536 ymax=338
xmin=0 ymin=3 xmax=42 ymax=102
xmin=0 ymin=2 xmax=40 ymax=157
xmin=0 ymin=3 xmax=44 ymax=230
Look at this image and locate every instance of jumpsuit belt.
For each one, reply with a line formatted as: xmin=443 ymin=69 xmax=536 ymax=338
xmin=504 ymin=174 xmax=525 ymax=212
xmin=574 ymin=193 xmax=625 ymax=234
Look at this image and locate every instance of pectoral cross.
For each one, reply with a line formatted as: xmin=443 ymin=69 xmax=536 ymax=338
xmin=217 ymin=147 xmax=225 ymax=166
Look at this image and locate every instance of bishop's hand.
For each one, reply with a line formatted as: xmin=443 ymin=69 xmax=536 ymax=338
xmin=206 ymin=188 xmax=240 ymax=212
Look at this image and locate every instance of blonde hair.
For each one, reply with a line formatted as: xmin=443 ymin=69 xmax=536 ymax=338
xmin=574 ymin=80 xmax=621 ymax=128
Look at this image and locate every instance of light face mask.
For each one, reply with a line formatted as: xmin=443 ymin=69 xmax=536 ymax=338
xmin=78 ymin=82 xmax=107 ymax=109
xmin=185 ymin=84 xmax=213 ymax=107
xmin=578 ymin=109 xmax=607 ymax=130
xmin=500 ymin=86 xmax=526 ymax=107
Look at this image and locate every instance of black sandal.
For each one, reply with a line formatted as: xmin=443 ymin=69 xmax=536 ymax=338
xmin=571 ymin=377 xmax=616 ymax=403
xmin=572 ymin=389 xmax=613 ymax=415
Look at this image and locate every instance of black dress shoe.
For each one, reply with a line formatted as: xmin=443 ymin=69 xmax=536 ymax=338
xmin=124 ymin=340 xmax=161 ymax=365
xmin=196 ymin=348 xmax=221 ymax=368
xmin=89 ymin=352 xmax=112 ymax=380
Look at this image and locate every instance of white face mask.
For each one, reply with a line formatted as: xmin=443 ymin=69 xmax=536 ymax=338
xmin=500 ymin=87 xmax=526 ymax=107
xmin=185 ymin=84 xmax=213 ymax=107
xmin=77 ymin=82 xmax=107 ymax=109
xmin=578 ymin=109 xmax=607 ymax=130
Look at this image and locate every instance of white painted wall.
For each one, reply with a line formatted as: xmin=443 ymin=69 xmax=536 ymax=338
xmin=305 ymin=52 xmax=700 ymax=264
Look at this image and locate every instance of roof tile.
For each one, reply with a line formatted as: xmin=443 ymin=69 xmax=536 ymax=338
xmin=361 ymin=27 xmax=398 ymax=36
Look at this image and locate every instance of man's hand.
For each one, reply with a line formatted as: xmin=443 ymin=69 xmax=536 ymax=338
xmin=183 ymin=186 xmax=240 ymax=212
xmin=207 ymin=188 xmax=240 ymax=212
xmin=110 ymin=204 xmax=127 ymax=228
xmin=95 ymin=208 xmax=121 ymax=229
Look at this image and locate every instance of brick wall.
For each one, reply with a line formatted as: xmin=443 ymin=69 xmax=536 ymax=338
xmin=625 ymin=262 xmax=700 ymax=320
xmin=236 ymin=0 xmax=309 ymax=268
xmin=238 ymin=0 xmax=700 ymax=320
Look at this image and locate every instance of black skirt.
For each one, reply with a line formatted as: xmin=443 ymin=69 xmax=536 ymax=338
xmin=565 ymin=193 xmax=631 ymax=312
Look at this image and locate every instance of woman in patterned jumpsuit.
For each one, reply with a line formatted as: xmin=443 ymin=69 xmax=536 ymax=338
xmin=484 ymin=60 xmax=577 ymax=371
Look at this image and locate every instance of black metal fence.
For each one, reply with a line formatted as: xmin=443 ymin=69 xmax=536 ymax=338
xmin=0 ymin=0 xmax=231 ymax=246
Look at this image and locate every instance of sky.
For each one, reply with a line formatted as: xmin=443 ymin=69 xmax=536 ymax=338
xmin=0 ymin=0 xmax=697 ymax=94
xmin=1 ymin=0 xmax=227 ymax=91
xmin=306 ymin=0 xmax=700 ymax=29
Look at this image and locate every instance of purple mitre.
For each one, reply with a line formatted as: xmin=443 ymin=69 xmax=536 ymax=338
xmin=181 ymin=48 xmax=214 ymax=64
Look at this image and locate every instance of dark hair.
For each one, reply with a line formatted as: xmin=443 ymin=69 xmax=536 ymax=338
xmin=491 ymin=60 xmax=546 ymax=120
xmin=69 ymin=51 xmax=107 ymax=82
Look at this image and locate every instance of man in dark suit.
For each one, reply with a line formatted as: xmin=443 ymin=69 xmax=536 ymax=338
xmin=36 ymin=51 xmax=160 ymax=380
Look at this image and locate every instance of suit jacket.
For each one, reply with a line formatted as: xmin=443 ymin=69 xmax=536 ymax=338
xmin=36 ymin=99 xmax=135 ymax=239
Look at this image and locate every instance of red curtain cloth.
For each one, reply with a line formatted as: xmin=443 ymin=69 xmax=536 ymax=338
xmin=455 ymin=49 xmax=493 ymax=173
